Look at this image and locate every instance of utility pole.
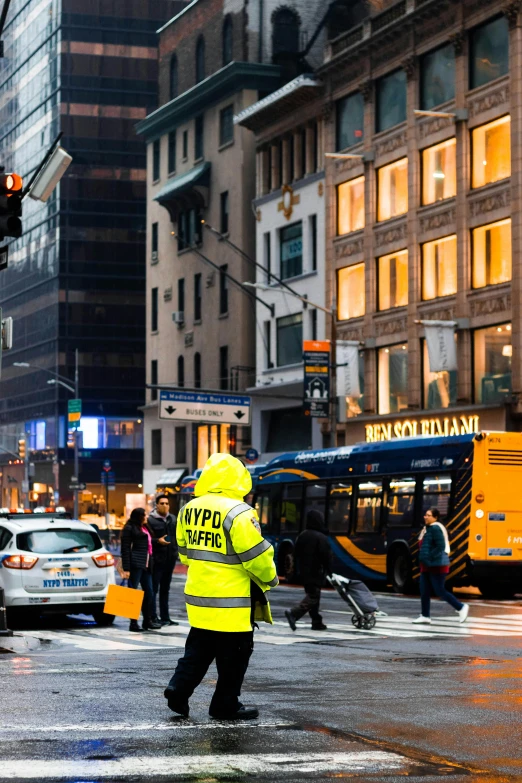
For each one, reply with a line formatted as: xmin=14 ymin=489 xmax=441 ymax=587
xmin=73 ymin=348 xmax=79 ymax=519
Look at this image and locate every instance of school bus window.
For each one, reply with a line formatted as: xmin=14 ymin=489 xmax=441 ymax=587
xmin=356 ymin=481 xmax=383 ymax=533
xmin=281 ymin=483 xmax=303 ymax=533
xmin=387 ymin=477 xmax=416 ymax=527
xmin=328 ymin=482 xmax=352 ymax=533
xmin=305 ymin=483 xmax=327 ymax=527
xmin=422 ymin=475 xmax=451 ymax=519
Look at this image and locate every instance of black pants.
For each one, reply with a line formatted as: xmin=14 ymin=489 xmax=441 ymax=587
xmin=152 ymin=559 xmax=175 ymax=621
xmin=290 ymin=584 xmax=322 ymax=626
xmin=128 ymin=567 xmax=155 ymax=625
xmin=167 ymin=627 xmax=254 ymax=716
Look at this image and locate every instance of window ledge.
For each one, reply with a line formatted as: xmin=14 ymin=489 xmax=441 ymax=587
xmin=467 ymin=281 xmax=511 ymax=297
xmin=194 ymin=156 xmax=204 ymax=164
xmin=334 ymin=229 xmax=364 ymax=243
xmin=218 ymin=139 xmax=234 ymax=152
xmin=468 ymin=177 xmax=511 ymax=196
xmin=276 ymin=270 xmax=318 ymax=285
xmin=151 ymin=330 xmax=159 ymax=336
xmin=375 ymin=306 xmax=408 ymax=316
xmin=152 ymin=178 xmax=161 ymax=186
xmin=168 ymin=169 xmax=177 ymax=178
xmin=194 ymin=319 xmax=202 ymax=325
xmin=375 ymin=212 xmax=408 ymax=226
xmin=420 ymin=294 xmax=457 ymax=305
xmin=273 ymin=361 xmax=304 ymax=371
xmin=218 ymin=312 xmax=229 ymax=319
xmin=417 ymin=196 xmax=456 ymax=214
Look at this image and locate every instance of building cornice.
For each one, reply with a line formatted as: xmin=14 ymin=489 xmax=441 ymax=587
xmin=136 ymin=62 xmax=281 ymax=141
xmin=234 ymin=74 xmax=322 ymax=132
xmin=157 ymin=0 xmax=200 ymax=35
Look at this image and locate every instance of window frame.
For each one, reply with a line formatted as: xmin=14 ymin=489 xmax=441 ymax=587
xmin=194 ymin=273 xmax=202 ymax=321
xmin=276 ymin=312 xmax=303 ymax=367
xmin=376 ymin=69 xmax=407 ymax=133
xmin=377 ymin=157 xmax=408 ymax=222
xmin=219 ymin=104 xmax=234 ymax=147
xmin=152 ymin=139 xmax=160 ymax=182
xmin=420 ymin=43 xmax=455 ymax=111
xmin=469 ymin=15 xmax=509 ymax=90
xmin=280 ymin=221 xmax=303 ymax=280
xmin=471 ymin=218 xmax=512 ymax=289
xmin=471 ymin=114 xmax=511 ymax=190
xmin=377 ymin=249 xmax=408 ymax=311
xmin=421 ymin=137 xmax=457 ymax=206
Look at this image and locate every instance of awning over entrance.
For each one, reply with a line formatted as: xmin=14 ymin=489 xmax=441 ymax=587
xmin=154 ymin=161 xmax=211 ymax=208
xmin=155 ymin=468 xmax=187 ymax=489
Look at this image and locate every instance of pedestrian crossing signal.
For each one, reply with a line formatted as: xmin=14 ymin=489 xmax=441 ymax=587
xmin=0 ymin=173 xmax=23 ymax=240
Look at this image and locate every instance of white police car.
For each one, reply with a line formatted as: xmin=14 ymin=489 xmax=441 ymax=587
xmin=0 ymin=513 xmax=116 ymax=626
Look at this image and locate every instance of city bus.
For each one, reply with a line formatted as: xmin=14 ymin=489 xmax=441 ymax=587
xmin=253 ymin=432 xmax=522 ymax=599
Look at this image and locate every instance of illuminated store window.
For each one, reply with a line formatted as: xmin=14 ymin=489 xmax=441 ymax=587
xmin=342 ymin=351 xmax=365 ymax=419
xmin=471 ymin=115 xmax=510 ymax=188
xmin=423 ymin=339 xmax=457 ymax=410
xmin=378 ymin=250 xmax=408 ymax=310
xmin=474 ymin=323 xmax=512 ymax=404
xmin=377 ymin=158 xmax=408 ymax=221
xmin=470 ymin=16 xmax=509 ymax=90
xmin=378 ymin=344 xmax=408 ymax=415
xmin=337 ymin=263 xmax=365 ymax=320
xmin=422 ymin=235 xmax=457 ymax=300
xmin=337 ymin=176 xmax=364 ymax=235
xmin=472 ymin=219 xmax=511 ymax=288
xmin=422 ymin=138 xmax=456 ymax=204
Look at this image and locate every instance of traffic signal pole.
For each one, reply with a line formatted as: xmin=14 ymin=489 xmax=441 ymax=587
xmin=73 ymin=348 xmax=79 ymax=519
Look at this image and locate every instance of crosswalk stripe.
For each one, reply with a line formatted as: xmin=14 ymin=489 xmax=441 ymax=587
xmin=0 ymin=751 xmax=417 ymax=778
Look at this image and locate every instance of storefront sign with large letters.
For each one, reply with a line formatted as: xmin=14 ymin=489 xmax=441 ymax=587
xmin=365 ymin=414 xmax=480 ymax=442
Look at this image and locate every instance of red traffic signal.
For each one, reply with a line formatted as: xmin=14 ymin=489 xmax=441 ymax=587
xmin=0 ymin=172 xmax=23 ymax=240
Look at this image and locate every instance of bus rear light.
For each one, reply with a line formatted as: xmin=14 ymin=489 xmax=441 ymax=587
xmin=475 ymin=492 xmax=485 ymax=503
xmin=3 ymin=555 xmax=38 ymax=569
xmin=92 ymin=553 xmax=115 ymax=568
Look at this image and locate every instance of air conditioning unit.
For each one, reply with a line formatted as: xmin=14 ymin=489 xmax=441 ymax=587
xmin=151 ymin=251 xmax=158 ymax=262
xmin=172 ymin=311 xmax=185 ymax=325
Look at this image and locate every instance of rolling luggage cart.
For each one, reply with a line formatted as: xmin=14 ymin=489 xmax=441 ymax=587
xmin=327 ymin=573 xmax=380 ymax=630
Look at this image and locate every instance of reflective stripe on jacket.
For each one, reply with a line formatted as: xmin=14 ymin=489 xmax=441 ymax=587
xmin=177 ymin=459 xmax=278 ymax=632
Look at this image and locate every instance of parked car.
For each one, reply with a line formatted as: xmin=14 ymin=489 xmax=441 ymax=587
xmin=0 ymin=512 xmax=116 ymax=626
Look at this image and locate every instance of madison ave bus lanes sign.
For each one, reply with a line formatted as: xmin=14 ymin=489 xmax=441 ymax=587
xmin=159 ymin=390 xmax=251 ymax=426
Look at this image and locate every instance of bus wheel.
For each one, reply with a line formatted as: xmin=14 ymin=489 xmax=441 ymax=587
xmin=279 ymin=548 xmax=295 ymax=583
xmin=390 ymin=548 xmax=413 ymax=594
xmin=478 ymin=583 xmax=517 ymax=600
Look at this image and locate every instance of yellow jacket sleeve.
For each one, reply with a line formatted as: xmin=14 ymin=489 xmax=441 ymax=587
xmin=229 ymin=509 xmax=278 ymax=588
xmin=176 ymin=507 xmax=189 ymax=566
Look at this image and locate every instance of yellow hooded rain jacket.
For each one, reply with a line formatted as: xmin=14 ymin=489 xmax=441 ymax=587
xmin=177 ymin=453 xmax=278 ymax=632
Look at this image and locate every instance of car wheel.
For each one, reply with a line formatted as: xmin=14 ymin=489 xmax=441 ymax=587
xmin=390 ymin=548 xmax=413 ymax=594
xmin=93 ymin=611 xmax=115 ymax=627
xmin=478 ymin=583 xmax=517 ymax=601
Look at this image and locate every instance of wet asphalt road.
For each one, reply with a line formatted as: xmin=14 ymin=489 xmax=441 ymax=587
xmin=1 ymin=576 xmax=522 ymax=782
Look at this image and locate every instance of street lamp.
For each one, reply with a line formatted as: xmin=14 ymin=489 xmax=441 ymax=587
xmin=244 ymin=282 xmax=338 ymax=447
xmin=12 ymin=351 xmax=80 ymax=518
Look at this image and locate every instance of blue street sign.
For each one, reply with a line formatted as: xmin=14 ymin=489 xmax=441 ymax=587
xmin=245 ymin=448 xmax=259 ymax=463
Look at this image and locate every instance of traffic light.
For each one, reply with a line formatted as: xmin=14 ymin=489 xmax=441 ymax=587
xmin=18 ymin=438 xmax=26 ymax=460
xmin=0 ymin=173 xmax=23 ymax=240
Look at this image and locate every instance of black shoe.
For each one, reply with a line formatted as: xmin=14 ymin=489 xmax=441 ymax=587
xmin=143 ymin=620 xmax=162 ymax=631
xmin=164 ymin=687 xmax=189 ymax=717
xmin=311 ymin=623 xmax=327 ymax=631
xmin=161 ymin=619 xmax=179 ymax=626
xmin=285 ymin=610 xmax=297 ymax=632
xmin=129 ymin=622 xmax=143 ymax=632
xmin=210 ymin=705 xmax=259 ymax=721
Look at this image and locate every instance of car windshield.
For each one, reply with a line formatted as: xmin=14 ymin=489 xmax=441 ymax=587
xmin=17 ymin=529 xmax=101 ymax=554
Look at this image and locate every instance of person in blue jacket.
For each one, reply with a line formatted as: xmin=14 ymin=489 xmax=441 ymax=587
xmin=412 ymin=507 xmax=469 ymax=625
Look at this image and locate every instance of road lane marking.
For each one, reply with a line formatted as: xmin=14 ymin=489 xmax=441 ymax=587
xmin=0 ymin=751 xmax=417 ymax=778
xmin=0 ymin=721 xmax=296 ymax=735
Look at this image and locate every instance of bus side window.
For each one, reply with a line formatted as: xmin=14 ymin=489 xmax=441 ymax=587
xmin=304 ymin=483 xmax=327 ymax=529
xmin=281 ymin=483 xmax=303 ymax=534
xmin=254 ymin=494 xmax=270 ymax=532
xmin=422 ymin=474 xmax=452 ymax=520
xmin=328 ymin=482 xmax=352 ymax=533
xmin=355 ymin=480 xmax=383 ymax=533
xmin=386 ymin=477 xmax=416 ymax=527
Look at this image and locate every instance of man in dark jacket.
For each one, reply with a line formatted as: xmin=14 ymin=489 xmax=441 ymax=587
xmin=285 ymin=509 xmax=332 ymax=631
xmin=148 ymin=494 xmax=178 ymax=626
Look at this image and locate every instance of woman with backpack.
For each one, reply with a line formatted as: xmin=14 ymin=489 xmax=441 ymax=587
xmin=412 ymin=507 xmax=469 ymax=625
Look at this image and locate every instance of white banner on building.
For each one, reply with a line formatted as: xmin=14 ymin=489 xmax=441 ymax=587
xmin=422 ymin=321 xmax=458 ymax=373
xmin=336 ymin=341 xmax=360 ymax=398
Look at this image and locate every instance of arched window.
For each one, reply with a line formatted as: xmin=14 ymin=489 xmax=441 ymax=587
xmin=194 ymin=352 xmax=201 ymax=389
xmin=272 ymin=7 xmax=300 ymax=58
xmin=222 ymin=15 xmax=233 ymax=66
xmin=196 ymin=36 xmax=205 ymax=83
xmin=169 ymin=54 xmax=178 ymax=100
xmin=177 ymin=355 xmax=185 ymax=388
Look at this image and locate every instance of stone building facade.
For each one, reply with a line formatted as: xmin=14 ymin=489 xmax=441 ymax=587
xmin=137 ymin=0 xmax=327 ymax=488
xmin=320 ymin=0 xmax=522 ymax=444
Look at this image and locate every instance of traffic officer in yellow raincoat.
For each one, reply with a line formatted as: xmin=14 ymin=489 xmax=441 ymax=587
xmin=164 ymin=453 xmax=278 ymax=720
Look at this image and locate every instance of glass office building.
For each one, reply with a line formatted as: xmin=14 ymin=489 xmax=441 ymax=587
xmin=0 ymin=0 xmax=183 ymax=510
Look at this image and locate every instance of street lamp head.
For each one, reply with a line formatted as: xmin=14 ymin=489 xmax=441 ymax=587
xmin=13 ymin=362 xmax=30 ymax=367
xmin=47 ymin=379 xmax=56 ymax=385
